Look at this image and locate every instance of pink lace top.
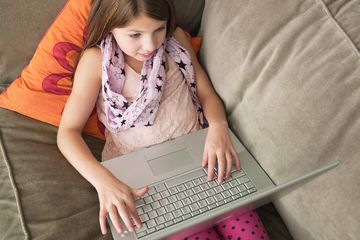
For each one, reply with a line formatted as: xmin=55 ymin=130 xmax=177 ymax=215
xmin=97 ymin=54 xmax=201 ymax=161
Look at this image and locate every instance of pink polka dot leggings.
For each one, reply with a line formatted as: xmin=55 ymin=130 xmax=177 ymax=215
xmin=175 ymin=210 xmax=269 ymax=240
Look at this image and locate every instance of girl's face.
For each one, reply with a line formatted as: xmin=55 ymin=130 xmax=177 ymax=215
xmin=111 ymin=14 xmax=167 ymax=62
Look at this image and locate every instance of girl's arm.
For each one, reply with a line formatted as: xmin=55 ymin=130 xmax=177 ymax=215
xmin=57 ymin=48 xmax=147 ymax=235
xmin=173 ymin=27 xmax=241 ymax=183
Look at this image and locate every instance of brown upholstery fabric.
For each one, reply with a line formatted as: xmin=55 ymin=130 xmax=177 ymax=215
xmin=0 ymin=108 xmax=108 ymax=239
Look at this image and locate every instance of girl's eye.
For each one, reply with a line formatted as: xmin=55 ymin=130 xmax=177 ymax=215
xmin=129 ymin=33 xmax=141 ymax=38
xmin=156 ymin=27 xmax=166 ymax=32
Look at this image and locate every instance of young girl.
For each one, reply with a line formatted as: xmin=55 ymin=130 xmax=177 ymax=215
xmin=57 ymin=0 xmax=269 ymax=239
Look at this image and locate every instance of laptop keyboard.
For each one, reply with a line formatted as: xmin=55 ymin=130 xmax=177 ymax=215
xmin=133 ymin=168 xmax=257 ymax=238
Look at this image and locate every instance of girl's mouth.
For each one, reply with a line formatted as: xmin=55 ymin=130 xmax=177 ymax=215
xmin=138 ymin=51 xmax=155 ymax=59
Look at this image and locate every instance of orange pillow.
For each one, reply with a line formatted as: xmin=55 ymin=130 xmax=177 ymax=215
xmin=0 ymin=0 xmax=202 ymax=140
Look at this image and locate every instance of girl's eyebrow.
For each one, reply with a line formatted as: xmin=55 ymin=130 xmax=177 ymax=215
xmin=127 ymin=24 xmax=166 ymax=33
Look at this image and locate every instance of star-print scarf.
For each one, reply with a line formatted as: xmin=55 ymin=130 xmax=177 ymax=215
xmin=100 ymin=33 xmax=207 ymax=132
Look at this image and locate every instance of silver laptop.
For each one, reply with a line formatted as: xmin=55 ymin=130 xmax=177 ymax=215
xmin=101 ymin=127 xmax=338 ymax=240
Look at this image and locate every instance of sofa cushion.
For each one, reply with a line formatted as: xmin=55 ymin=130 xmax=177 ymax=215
xmin=0 ymin=108 xmax=109 ymax=239
xmin=323 ymin=0 xmax=360 ymax=51
xmin=199 ymin=0 xmax=360 ymax=239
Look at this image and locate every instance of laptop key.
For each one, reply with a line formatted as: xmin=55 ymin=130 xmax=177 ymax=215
xmin=229 ymin=187 xmax=240 ymax=195
xmin=174 ymin=201 xmax=184 ymax=209
xmin=205 ymin=196 xmax=216 ymax=204
xmin=198 ymin=192 xmax=207 ymax=199
xmin=148 ymin=210 xmax=158 ymax=219
xmin=137 ymin=207 xmax=144 ymax=215
xmin=160 ymin=198 xmax=170 ymax=206
xmin=182 ymin=213 xmax=192 ymax=220
xmin=173 ymin=209 xmax=182 ymax=218
xmin=216 ymin=200 xmax=226 ymax=206
xmin=208 ymin=203 xmax=217 ymax=210
xmin=137 ymin=231 xmax=147 ymax=238
xmin=168 ymin=187 xmax=178 ymax=194
xmin=190 ymin=195 xmax=200 ymax=202
xmin=232 ymin=193 xmax=241 ymax=200
xmin=143 ymin=204 xmax=152 ymax=213
xmin=208 ymin=180 xmax=217 ymax=187
xmin=165 ymin=168 xmax=206 ymax=188
xmin=193 ymin=186 xmax=202 ymax=193
xmin=157 ymin=207 xmax=167 ymax=216
xmin=181 ymin=206 xmax=191 ymax=214
xmin=168 ymin=195 xmax=177 ymax=203
xmin=150 ymin=201 xmax=161 ymax=210
xmin=155 ymin=216 xmax=166 ymax=225
xmin=135 ymin=198 xmax=145 ymax=208
xmin=248 ymin=188 xmax=257 ymax=193
xmin=161 ymin=190 xmax=171 ymax=198
xmin=139 ymin=214 xmax=149 ymax=222
xmin=164 ymin=213 xmax=174 ymax=221
xmin=165 ymin=204 xmax=175 ymax=212
xmin=184 ymin=181 xmax=195 ymax=189
xmin=190 ymin=203 xmax=199 ymax=211
xmin=177 ymin=184 xmax=186 ymax=192
xmin=232 ymin=170 xmax=245 ymax=178
xmin=193 ymin=178 xmax=202 ymax=186
xmin=146 ymin=219 xmax=156 ymax=229
xmin=198 ymin=199 xmax=207 ymax=208
xmin=214 ymin=193 xmax=224 ymax=201
xmin=221 ymin=190 xmax=232 ymax=198
xmin=237 ymin=185 xmax=247 ymax=192
xmin=144 ymin=196 xmax=154 ymax=204
xmin=200 ymin=207 xmax=208 ymax=213
xmin=174 ymin=217 xmax=183 ymax=223
xmin=148 ymin=186 xmax=157 ymax=195
xmin=245 ymin=182 xmax=255 ymax=189
xmin=182 ymin=198 xmax=191 ymax=206
xmin=237 ymin=176 xmax=250 ymax=184
xmin=165 ymin=220 xmax=174 ymax=227
xmin=152 ymin=193 xmax=162 ymax=201
xmin=191 ymin=210 xmax=201 ymax=216
xmin=156 ymin=224 xmax=165 ymax=231
xmin=155 ymin=183 xmax=167 ymax=192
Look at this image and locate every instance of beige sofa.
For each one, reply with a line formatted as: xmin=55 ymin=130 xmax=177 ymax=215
xmin=1 ymin=0 xmax=359 ymax=239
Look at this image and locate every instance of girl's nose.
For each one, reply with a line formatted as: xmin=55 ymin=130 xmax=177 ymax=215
xmin=143 ymin=37 xmax=157 ymax=52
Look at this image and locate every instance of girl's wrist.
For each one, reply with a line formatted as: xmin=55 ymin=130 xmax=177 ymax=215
xmin=208 ymin=121 xmax=228 ymax=129
xmin=90 ymin=166 xmax=114 ymax=191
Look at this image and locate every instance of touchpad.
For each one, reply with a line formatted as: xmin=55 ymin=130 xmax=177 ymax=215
xmin=147 ymin=149 xmax=194 ymax=176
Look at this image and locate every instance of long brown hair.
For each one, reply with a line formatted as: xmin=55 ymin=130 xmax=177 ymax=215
xmin=80 ymin=0 xmax=176 ymax=57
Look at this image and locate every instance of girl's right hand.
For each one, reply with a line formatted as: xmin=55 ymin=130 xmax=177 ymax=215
xmin=95 ymin=173 xmax=148 ymax=235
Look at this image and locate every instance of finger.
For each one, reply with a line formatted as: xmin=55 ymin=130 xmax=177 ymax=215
xmin=116 ymin=202 xmax=134 ymax=232
xmin=99 ymin=208 xmax=107 ymax=235
xmin=130 ymin=187 xmax=149 ymax=228
xmin=232 ymin=149 xmax=241 ymax=170
xmin=217 ymin=151 xmax=226 ymax=183
xmin=202 ymin=150 xmax=208 ymax=168
xmin=225 ymin=152 xmax=233 ymax=179
xmin=131 ymin=186 xmax=148 ymax=197
xmin=108 ymin=205 xmax=123 ymax=233
xmin=125 ymin=198 xmax=143 ymax=229
xmin=207 ymin=152 xmax=216 ymax=181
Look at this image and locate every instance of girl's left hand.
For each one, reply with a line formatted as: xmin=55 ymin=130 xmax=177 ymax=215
xmin=202 ymin=123 xmax=241 ymax=183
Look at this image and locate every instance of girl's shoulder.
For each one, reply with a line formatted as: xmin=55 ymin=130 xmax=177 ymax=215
xmin=81 ymin=47 xmax=102 ymax=63
xmin=74 ymin=47 xmax=102 ymax=85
